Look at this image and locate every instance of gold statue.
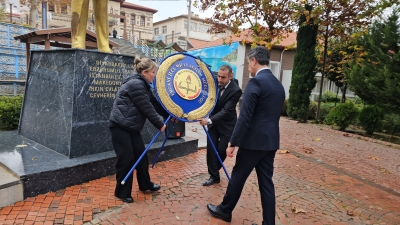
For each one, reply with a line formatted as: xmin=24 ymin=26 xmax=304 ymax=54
xmin=71 ymin=0 xmax=111 ymax=53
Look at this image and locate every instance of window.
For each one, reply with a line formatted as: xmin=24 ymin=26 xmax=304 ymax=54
xmin=190 ymin=22 xmax=197 ymax=31
xmin=61 ymin=4 xmax=67 ymax=14
xmin=110 ymin=7 xmax=113 ymax=14
xmin=120 ymin=12 xmax=125 ymax=23
xmin=147 ymin=23 xmax=150 ymax=26
xmin=184 ymin=20 xmax=188 ymax=30
xmin=147 ymin=18 xmax=150 ymax=21
xmin=162 ymin=26 xmax=167 ymax=34
xmin=198 ymin=24 xmax=210 ymax=33
xmin=154 ymin=27 xmax=159 ymax=35
xmin=269 ymin=61 xmax=280 ymax=79
xmin=48 ymin=3 xmax=55 ymax=12
xmin=140 ymin=16 xmax=145 ymax=26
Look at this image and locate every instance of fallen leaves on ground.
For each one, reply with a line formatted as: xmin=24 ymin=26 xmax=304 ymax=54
xmin=380 ymin=168 xmax=390 ymax=174
xmin=367 ymin=156 xmax=379 ymax=160
xmin=16 ymin=144 xmax=27 ymax=148
xmin=191 ymin=128 xmax=197 ymax=132
xmin=302 ymin=146 xmax=314 ymax=154
xmin=278 ymin=150 xmax=290 ymax=154
xmin=336 ymin=160 xmax=344 ymax=164
xmin=347 ymin=210 xmax=355 ymax=216
xmin=291 ymin=205 xmax=306 ymax=214
xmin=343 ymin=133 xmax=350 ymax=137
xmin=313 ymin=138 xmax=321 ymax=141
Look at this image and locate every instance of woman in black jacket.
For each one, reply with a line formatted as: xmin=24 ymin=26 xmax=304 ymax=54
xmin=109 ymin=56 xmax=168 ymax=203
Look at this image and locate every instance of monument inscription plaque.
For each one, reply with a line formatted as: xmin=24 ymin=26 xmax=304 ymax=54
xmin=19 ymin=49 xmax=164 ymax=158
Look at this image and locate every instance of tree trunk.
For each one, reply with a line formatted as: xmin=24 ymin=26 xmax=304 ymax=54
xmin=340 ymin=83 xmax=347 ymax=103
xmin=29 ymin=0 xmax=38 ymax=28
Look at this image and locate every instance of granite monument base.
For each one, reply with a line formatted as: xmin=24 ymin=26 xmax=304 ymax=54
xmin=0 ymin=130 xmax=197 ymax=198
xmin=19 ymin=49 xmax=167 ymax=158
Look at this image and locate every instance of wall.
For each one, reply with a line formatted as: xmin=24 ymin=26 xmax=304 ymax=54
xmin=187 ymin=42 xmax=244 ymax=87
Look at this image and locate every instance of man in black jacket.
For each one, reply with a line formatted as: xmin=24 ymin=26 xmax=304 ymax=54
xmin=206 ymin=46 xmax=285 ymax=225
xmin=198 ymin=65 xmax=242 ymax=186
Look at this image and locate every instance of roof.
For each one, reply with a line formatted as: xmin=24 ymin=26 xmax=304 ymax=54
xmin=146 ymin=40 xmax=186 ymax=52
xmin=187 ymin=38 xmax=210 ymax=49
xmin=13 ymin=27 xmax=118 ymax=49
xmin=191 ymin=29 xmax=297 ymax=50
xmin=154 ymin=14 xmax=207 ymax=25
xmin=121 ymin=2 xmax=158 ymax=13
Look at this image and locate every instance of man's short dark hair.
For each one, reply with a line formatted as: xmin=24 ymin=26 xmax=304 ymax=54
xmin=219 ymin=65 xmax=233 ymax=74
xmin=246 ymin=46 xmax=270 ymax=66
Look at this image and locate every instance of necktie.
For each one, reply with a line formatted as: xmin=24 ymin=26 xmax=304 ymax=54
xmin=219 ymin=86 xmax=225 ymax=97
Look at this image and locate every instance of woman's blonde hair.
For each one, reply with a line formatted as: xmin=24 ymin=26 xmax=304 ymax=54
xmin=134 ymin=56 xmax=157 ymax=75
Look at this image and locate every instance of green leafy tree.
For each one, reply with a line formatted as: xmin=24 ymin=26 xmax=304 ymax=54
xmin=347 ymin=8 xmax=400 ymax=113
xmin=291 ymin=0 xmax=394 ymax=121
xmin=287 ymin=4 xmax=318 ymax=122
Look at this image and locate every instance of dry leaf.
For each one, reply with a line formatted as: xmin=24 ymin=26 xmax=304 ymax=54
xmin=313 ymin=138 xmax=321 ymax=141
xmin=278 ymin=150 xmax=290 ymax=154
xmin=367 ymin=156 xmax=379 ymax=160
xmin=336 ymin=160 xmax=344 ymax=164
xmin=16 ymin=144 xmax=27 ymax=148
xmin=32 ymin=157 xmax=36 ymax=160
xmin=380 ymin=168 xmax=390 ymax=174
xmin=191 ymin=128 xmax=197 ymax=132
xmin=302 ymin=146 xmax=314 ymax=154
xmin=347 ymin=210 xmax=355 ymax=216
xmin=291 ymin=205 xmax=306 ymax=214
xmin=343 ymin=133 xmax=350 ymax=137
xmin=176 ymin=215 xmax=180 ymax=220
xmin=345 ymin=143 xmax=350 ymax=146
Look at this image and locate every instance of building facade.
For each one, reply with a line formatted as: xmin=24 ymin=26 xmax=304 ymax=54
xmin=15 ymin=0 xmax=157 ymax=40
xmin=153 ymin=14 xmax=232 ymax=50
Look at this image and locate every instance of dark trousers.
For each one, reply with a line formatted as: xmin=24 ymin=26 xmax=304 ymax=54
xmin=219 ymin=148 xmax=277 ymax=225
xmin=109 ymin=125 xmax=153 ymax=198
xmin=206 ymin=127 xmax=230 ymax=179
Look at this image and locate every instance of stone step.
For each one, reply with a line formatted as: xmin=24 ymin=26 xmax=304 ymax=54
xmin=0 ymin=165 xmax=23 ymax=208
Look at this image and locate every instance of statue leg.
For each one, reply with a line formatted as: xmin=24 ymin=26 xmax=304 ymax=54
xmin=71 ymin=0 xmax=89 ymax=49
xmin=93 ymin=0 xmax=111 ymax=53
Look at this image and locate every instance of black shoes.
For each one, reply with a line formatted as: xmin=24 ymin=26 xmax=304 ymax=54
xmin=202 ymin=177 xmax=220 ymax=186
xmin=115 ymin=195 xmax=134 ymax=203
xmin=207 ymin=204 xmax=232 ymax=222
xmin=140 ymin=183 xmax=161 ymax=193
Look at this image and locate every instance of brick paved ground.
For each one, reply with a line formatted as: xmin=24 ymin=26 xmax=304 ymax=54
xmin=1 ymin=117 xmax=400 ymax=225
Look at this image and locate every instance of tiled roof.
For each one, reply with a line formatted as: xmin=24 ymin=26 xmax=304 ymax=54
xmin=187 ymin=38 xmax=210 ymax=49
xmin=121 ymin=2 xmax=158 ymax=13
xmin=191 ymin=29 xmax=297 ymax=50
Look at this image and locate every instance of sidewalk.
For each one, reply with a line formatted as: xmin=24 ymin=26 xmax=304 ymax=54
xmin=1 ymin=118 xmax=400 ymax=225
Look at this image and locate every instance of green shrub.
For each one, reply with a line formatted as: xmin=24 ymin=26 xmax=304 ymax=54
xmin=315 ymin=91 xmax=340 ymax=103
xmin=282 ymin=99 xmax=288 ymax=116
xmin=319 ymin=103 xmax=335 ymax=122
xmin=325 ymin=102 xmax=359 ymax=131
xmin=349 ymin=96 xmax=363 ymax=104
xmin=308 ymin=101 xmax=318 ymax=119
xmin=0 ymin=95 xmax=23 ymax=130
xmin=358 ymin=105 xmax=383 ymax=135
xmin=381 ymin=113 xmax=400 ymax=135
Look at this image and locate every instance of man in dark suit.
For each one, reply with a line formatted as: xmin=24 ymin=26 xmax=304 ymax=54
xmin=198 ymin=65 xmax=242 ymax=186
xmin=206 ymin=46 xmax=285 ymax=225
